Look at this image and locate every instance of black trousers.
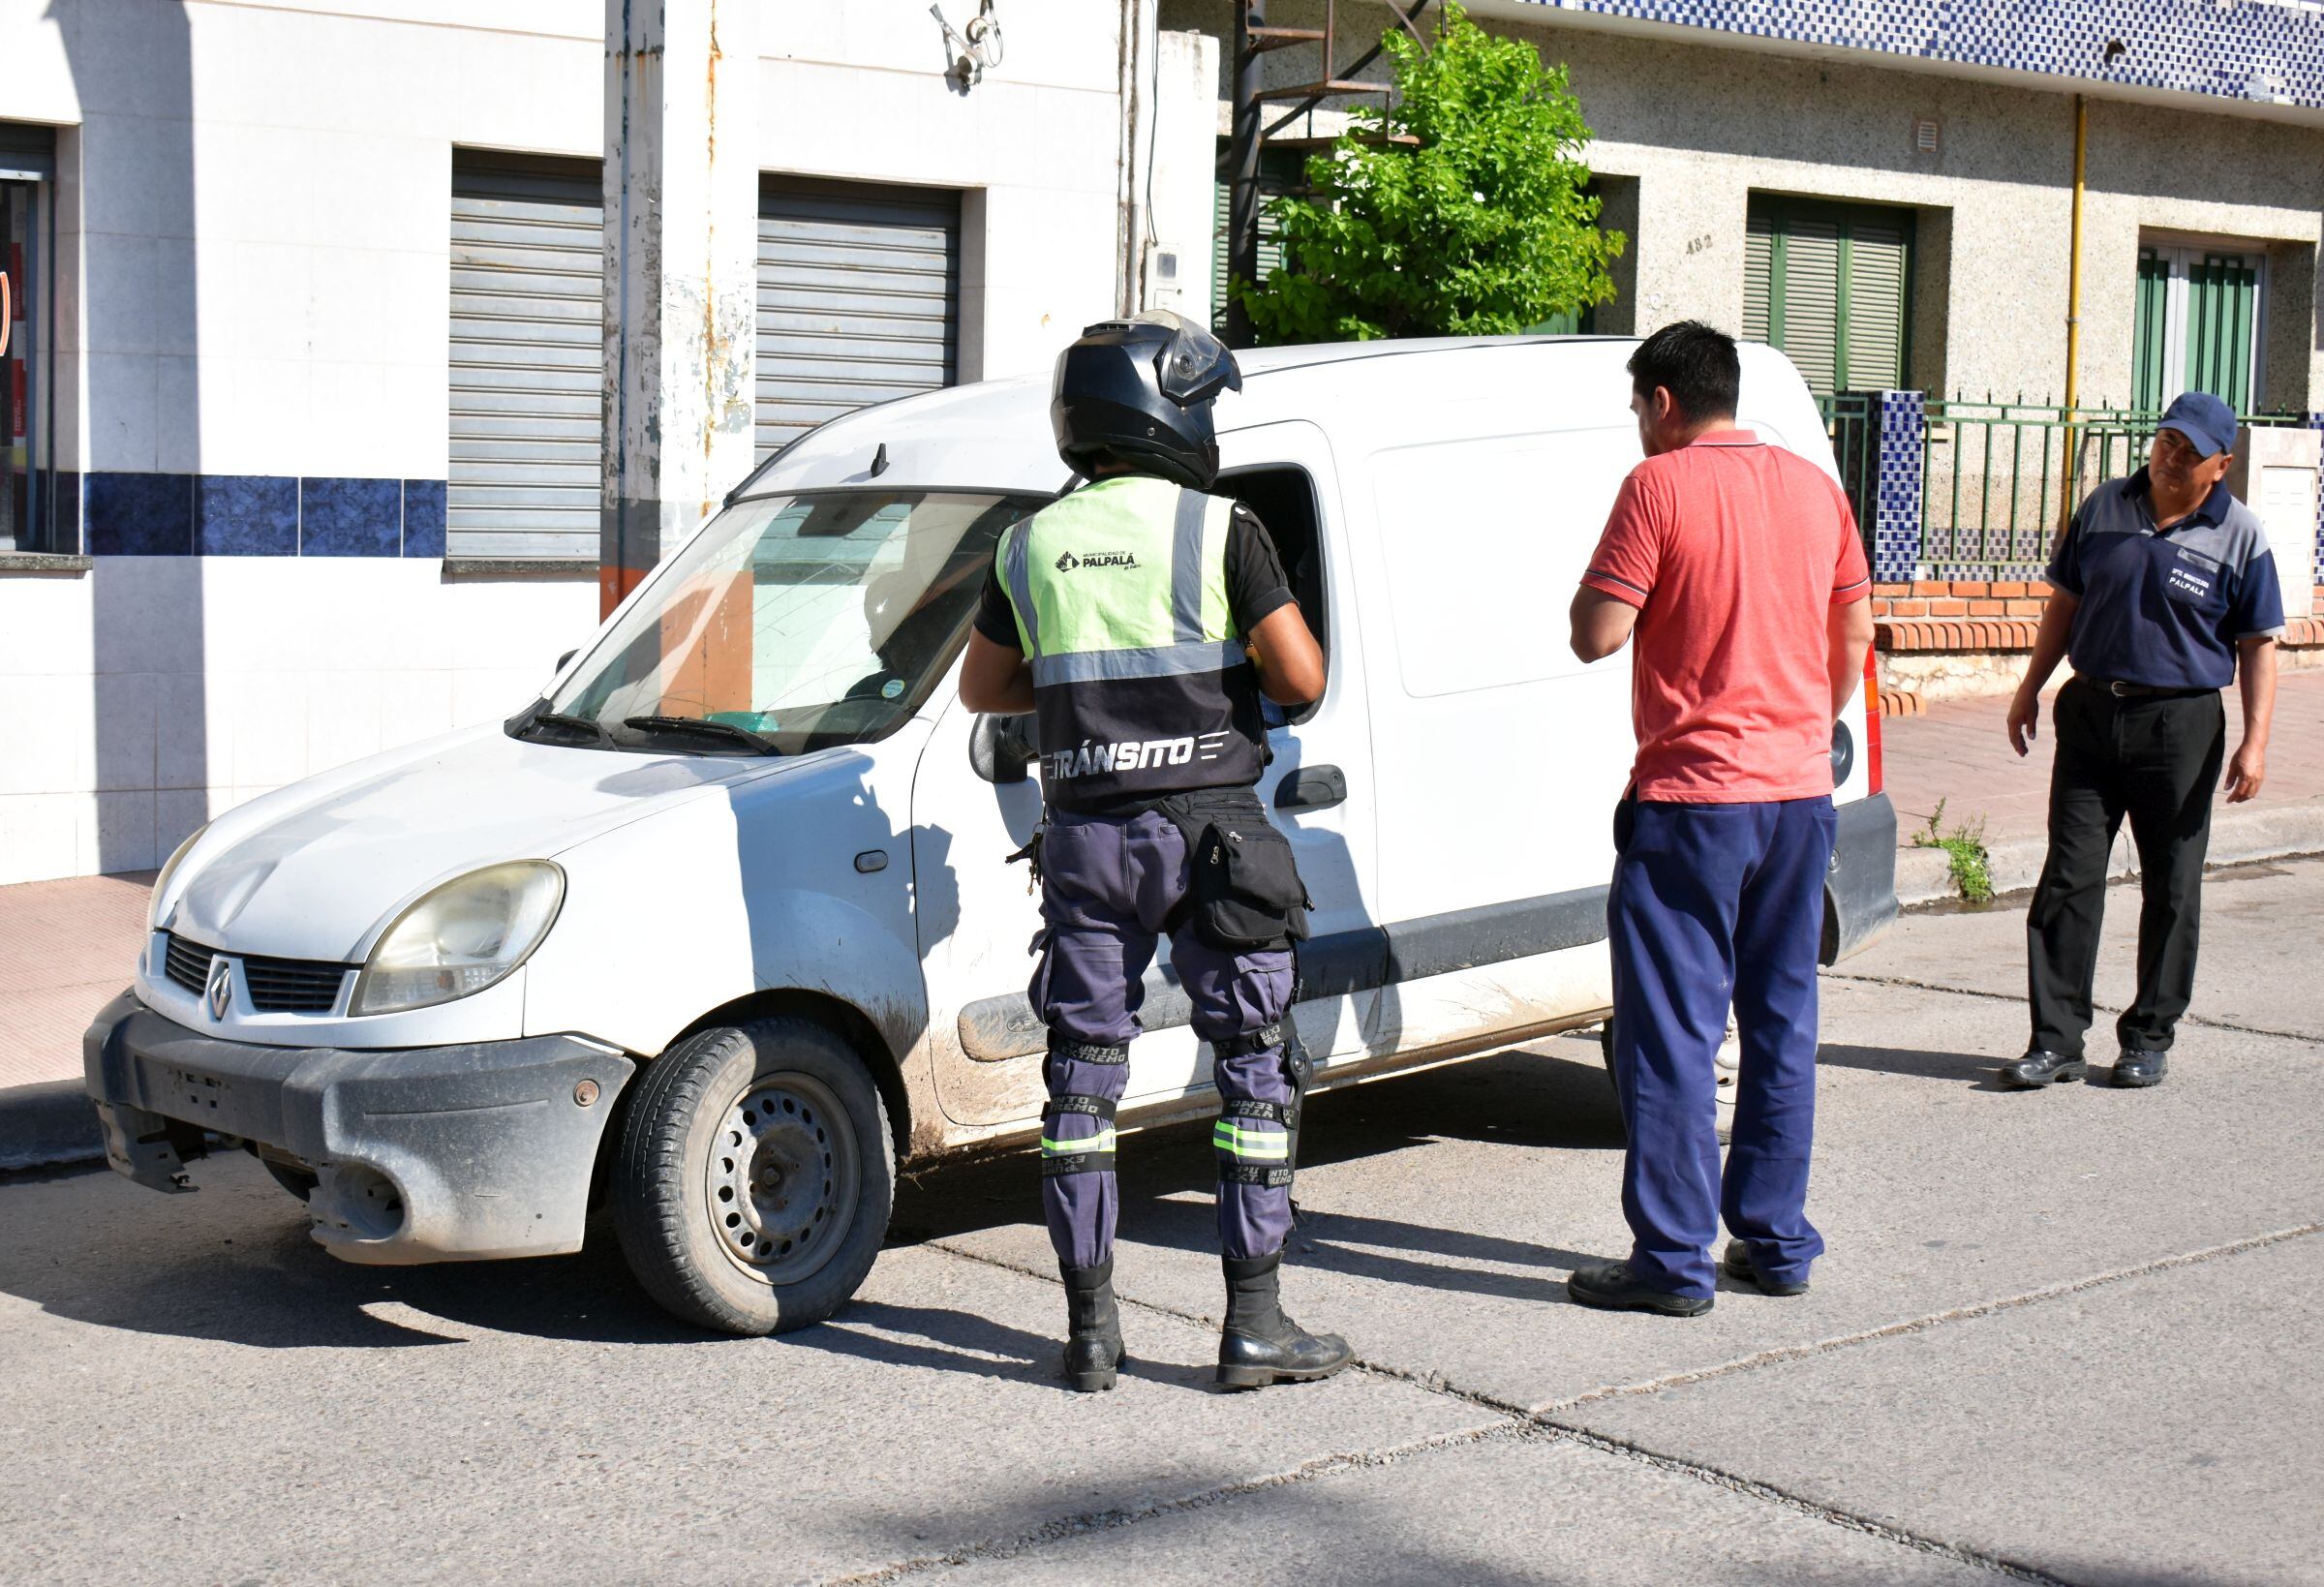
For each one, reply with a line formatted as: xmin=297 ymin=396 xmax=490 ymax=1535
xmin=2026 ymin=676 xmax=2226 ymax=1057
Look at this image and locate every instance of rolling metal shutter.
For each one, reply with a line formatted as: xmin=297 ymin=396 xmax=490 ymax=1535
xmin=756 ymin=178 xmax=961 ymax=461
xmin=1743 ymin=197 xmax=1913 ymax=398
xmin=448 ymin=155 xmax=604 ymax=560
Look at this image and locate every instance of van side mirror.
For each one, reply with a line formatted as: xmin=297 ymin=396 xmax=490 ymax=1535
xmin=969 ymin=714 xmax=1038 ymax=784
xmin=557 ymin=649 xmax=578 ymax=672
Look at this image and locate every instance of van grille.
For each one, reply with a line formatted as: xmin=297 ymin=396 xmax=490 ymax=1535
xmin=163 ymin=933 xmax=216 ymax=996
xmin=163 ymin=933 xmax=353 ymax=1014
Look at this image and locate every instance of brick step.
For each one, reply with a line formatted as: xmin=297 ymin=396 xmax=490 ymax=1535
xmin=1880 ymin=614 xmax=2324 ymax=653
xmin=1878 ymin=618 xmax=2040 ymax=652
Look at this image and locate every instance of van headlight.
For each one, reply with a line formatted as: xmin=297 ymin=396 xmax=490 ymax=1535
xmin=350 ymin=862 xmax=566 ymax=1017
xmin=149 ymin=823 xmax=210 ymax=931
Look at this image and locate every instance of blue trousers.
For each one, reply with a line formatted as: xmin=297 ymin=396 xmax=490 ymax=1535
xmin=1030 ymin=808 xmax=1297 ymax=1269
xmin=1608 ymin=795 xmax=1836 ymax=1297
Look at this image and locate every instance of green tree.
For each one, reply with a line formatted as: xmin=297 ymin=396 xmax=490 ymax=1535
xmin=1235 ymin=2 xmax=1622 ymax=344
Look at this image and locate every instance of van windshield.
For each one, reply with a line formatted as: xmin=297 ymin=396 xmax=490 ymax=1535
xmin=531 ymin=489 xmax=1048 ymax=755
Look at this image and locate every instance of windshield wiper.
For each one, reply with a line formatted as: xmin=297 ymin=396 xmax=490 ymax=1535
xmin=510 ymin=704 xmax=611 ymax=745
xmin=622 ymin=714 xmax=780 ymax=754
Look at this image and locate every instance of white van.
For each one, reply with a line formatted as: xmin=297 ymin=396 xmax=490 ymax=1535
xmin=85 ymin=336 xmax=1896 ymax=1334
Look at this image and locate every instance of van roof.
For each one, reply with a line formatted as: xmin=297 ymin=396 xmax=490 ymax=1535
xmin=735 ymin=334 xmax=1809 ymax=504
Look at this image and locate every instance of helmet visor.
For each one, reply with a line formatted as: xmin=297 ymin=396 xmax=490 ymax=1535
xmin=1135 ymin=310 xmax=1242 ymax=407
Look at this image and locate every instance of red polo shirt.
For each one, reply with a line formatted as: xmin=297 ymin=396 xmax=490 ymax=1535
xmin=1581 ymin=430 xmax=1870 ymax=803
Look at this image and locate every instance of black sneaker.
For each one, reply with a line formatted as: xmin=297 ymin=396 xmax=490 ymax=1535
xmin=2001 ymin=1050 xmax=2087 ymax=1088
xmin=2112 ymin=1051 xmax=2168 ymax=1087
xmin=1721 ymin=1239 xmax=1810 ymax=1297
xmin=1567 ymin=1260 xmax=1712 ymax=1317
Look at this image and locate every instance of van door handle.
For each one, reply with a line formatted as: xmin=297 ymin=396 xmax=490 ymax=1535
xmin=1275 ymin=765 xmax=1347 ymax=812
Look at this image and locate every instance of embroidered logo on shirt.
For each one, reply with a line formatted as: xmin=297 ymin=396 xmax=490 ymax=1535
xmin=2165 ymin=563 xmax=2215 ymax=602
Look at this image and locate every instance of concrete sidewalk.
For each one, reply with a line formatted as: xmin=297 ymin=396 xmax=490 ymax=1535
xmin=1884 ymin=667 xmax=2324 ymax=903
xmin=7 ymin=671 xmax=2323 ymax=1168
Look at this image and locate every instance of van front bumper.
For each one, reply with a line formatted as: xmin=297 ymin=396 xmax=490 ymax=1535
xmin=1823 ymin=792 xmax=1900 ymax=964
xmin=82 ymin=992 xmax=634 ymax=1265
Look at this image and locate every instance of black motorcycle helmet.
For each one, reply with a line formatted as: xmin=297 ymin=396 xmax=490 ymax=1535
xmin=1051 ymin=311 xmax=1243 ymax=491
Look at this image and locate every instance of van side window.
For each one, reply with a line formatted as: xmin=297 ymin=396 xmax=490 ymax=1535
xmin=1214 ymin=465 xmax=1328 ymax=726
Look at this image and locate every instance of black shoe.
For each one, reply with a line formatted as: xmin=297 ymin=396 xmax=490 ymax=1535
xmin=1567 ymin=1260 xmax=1713 ymax=1317
xmin=1060 ymin=1260 xmax=1124 ymax=1392
xmin=2112 ymin=1050 xmax=2168 ymax=1088
xmin=2001 ymin=1050 xmax=2087 ymax=1088
xmin=1216 ymin=1252 xmax=1353 ymax=1389
xmin=1721 ymin=1239 xmax=1810 ymax=1297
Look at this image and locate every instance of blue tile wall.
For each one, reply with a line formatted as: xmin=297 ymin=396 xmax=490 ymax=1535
xmin=74 ymin=473 xmax=450 ymax=558
xmin=84 ymin=473 xmax=193 ymax=556
xmin=300 ymin=476 xmax=404 ymax=557
xmin=1536 ymin=0 xmax=2324 ymax=112
xmin=401 ymin=477 xmax=447 ymax=559
xmin=1870 ymin=389 xmax=1924 ymax=585
xmin=51 ymin=470 xmax=79 ymax=556
xmin=195 ymin=474 xmax=297 ymax=556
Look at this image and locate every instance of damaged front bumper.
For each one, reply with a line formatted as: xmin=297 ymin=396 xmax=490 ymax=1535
xmin=82 ymin=992 xmax=634 ymax=1264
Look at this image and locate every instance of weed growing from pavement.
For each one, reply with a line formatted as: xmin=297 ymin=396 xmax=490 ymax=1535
xmin=1913 ymin=796 xmax=1994 ymax=902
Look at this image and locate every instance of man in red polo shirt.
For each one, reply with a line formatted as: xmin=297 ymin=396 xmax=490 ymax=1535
xmin=1566 ymin=320 xmax=1875 ymax=1316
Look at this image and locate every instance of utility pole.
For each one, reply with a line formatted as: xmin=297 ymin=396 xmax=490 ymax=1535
xmin=601 ymin=0 xmax=759 ymax=619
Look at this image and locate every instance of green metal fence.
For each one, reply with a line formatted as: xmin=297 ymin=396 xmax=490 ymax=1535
xmin=1819 ymin=393 xmax=2310 ymax=576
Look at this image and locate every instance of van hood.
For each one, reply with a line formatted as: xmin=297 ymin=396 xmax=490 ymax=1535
xmin=168 ymin=728 xmax=778 ymax=962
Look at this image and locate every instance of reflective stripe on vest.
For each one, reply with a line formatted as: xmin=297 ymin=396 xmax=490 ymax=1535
xmin=999 ymin=473 xmax=1264 ymax=806
xmin=1000 ymin=475 xmax=1237 ymax=673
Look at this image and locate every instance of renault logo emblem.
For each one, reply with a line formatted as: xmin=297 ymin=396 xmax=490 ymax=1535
xmin=204 ymin=958 xmax=232 ymax=1022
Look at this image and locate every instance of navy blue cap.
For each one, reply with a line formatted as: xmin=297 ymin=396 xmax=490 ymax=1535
xmin=2157 ymin=391 xmax=2238 ymax=458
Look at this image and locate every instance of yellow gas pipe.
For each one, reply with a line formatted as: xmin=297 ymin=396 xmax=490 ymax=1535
xmin=2060 ymin=94 xmax=2088 ymax=536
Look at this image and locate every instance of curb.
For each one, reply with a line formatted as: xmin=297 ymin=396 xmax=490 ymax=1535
xmin=1898 ymin=796 xmax=2324 ymax=908
xmin=0 ymin=1080 xmax=102 ymax=1175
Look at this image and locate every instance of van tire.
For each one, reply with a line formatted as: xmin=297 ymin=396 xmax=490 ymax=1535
xmin=612 ymin=1017 xmax=895 ymax=1336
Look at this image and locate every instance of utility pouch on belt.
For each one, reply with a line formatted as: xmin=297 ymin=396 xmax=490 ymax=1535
xmin=1161 ymin=791 xmax=1311 ymax=952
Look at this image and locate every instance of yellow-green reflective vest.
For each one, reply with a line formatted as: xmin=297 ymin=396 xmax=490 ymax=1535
xmin=998 ymin=474 xmax=1268 ymax=809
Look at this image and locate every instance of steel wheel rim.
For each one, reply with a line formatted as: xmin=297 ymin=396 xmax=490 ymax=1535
xmin=706 ymin=1071 xmax=860 ymax=1286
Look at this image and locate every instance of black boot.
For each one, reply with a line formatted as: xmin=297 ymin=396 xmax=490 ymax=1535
xmin=1217 ymin=1251 xmax=1353 ymax=1389
xmin=1061 ymin=1260 xmax=1123 ymax=1392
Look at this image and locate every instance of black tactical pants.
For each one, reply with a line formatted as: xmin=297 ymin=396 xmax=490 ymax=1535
xmin=2026 ymin=677 xmax=2226 ymax=1057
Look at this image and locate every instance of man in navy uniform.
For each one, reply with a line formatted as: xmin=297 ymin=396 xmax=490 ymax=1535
xmin=2003 ymin=391 xmax=2283 ymax=1089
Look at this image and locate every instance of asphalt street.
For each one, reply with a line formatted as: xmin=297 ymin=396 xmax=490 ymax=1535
xmin=4 ymin=862 xmax=2321 ymax=1585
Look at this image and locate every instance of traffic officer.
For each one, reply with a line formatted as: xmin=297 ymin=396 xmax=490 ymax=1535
xmin=2003 ymin=391 xmax=2283 ymax=1089
xmin=957 ymin=311 xmax=1352 ymax=1393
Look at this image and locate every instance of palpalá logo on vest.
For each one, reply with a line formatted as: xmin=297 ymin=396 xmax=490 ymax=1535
xmin=1055 ymin=550 xmax=1138 ymax=571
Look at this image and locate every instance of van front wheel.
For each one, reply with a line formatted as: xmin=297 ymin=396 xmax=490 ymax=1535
xmin=612 ymin=1017 xmax=895 ymax=1335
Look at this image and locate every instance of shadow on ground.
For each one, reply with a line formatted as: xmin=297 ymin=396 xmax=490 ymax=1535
xmin=0 ymin=1041 xmax=1627 ymax=1357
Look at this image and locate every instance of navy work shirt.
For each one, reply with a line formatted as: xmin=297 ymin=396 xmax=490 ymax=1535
xmin=2043 ymin=468 xmax=2285 ymax=690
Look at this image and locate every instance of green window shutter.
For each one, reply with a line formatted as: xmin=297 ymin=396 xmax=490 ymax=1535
xmin=1778 ymin=215 xmax=1843 ymax=397
xmin=1212 ymin=175 xmax=1230 ymax=332
xmin=1842 ymin=213 xmax=1911 ymax=390
xmin=1211 ymin=144 xmax=1304 ymax=334
xmin=1745 ymin=198 xmax=1913 ymax=398
xmin=1742 ymin=213 xmax=1775 ymax=345
xmin=2132 ymin=247 xmax=2170 ymax=411
xmin=2186 ymin=252 xmax=2256 ymax=413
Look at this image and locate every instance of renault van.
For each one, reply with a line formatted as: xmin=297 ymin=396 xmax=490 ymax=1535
xmin=85 ymin=336 xmax=1897 ymax=1334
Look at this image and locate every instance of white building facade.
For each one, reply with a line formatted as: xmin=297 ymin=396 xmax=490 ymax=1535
xmin=0 ymin=1 xmax=1220 ymax=884
xmin=4 ymin=0 xmax=2322 ymax=882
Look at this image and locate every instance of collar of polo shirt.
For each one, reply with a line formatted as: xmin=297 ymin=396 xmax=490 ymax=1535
xmin=2123 ymin=465 xmax=2232 ymax=532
